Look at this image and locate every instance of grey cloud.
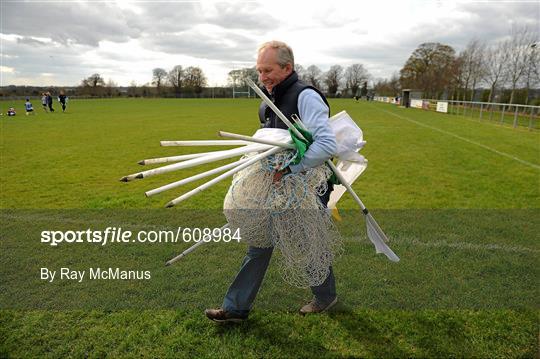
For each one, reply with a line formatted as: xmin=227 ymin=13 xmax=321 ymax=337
xmin=2 ymin=1 xmax=274 ymax=56
xmin=329 ymin=2 xmax=539 ymax=78
xmin=405 ymin=2 xmax=538 ymax=50
xmin=208 ymin=3 xmax=279 ymax=32
xmin=17 ymin=37 xmax=50 ymax=46
xmin=2 ymin=2 xmax=143 ymax=46
xmin=125 ymin=2 xmax=204 ymax=33
xmin=146 ymin=30 xmax=258 ymax=61
xmin=2 ymin=40 xmax=90 ymax=85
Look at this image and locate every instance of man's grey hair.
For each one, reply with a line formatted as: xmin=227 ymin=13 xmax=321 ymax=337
xmin=258 ymin=40 xmax=294 ymax=68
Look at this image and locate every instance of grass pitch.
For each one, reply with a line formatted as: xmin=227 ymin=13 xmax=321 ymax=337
xmin=1 ymin=98 xmax=538 ymax=357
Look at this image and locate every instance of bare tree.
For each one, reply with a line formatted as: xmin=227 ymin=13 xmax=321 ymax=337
xmin=450 ymin=54 xmax=465 ymax=101
xmin=104 ymin=79 xmax=118 ymax=97
xmin=389 ymin=72 xmax=401 ymax=95
xmin=295 ymin=64 xmax=307 ymax=82
xmin=467 ymin=40 xmax=486 ymax=101
xmin=305 ymin=65 xmax=323 ymax=88
xmin=152 ymin=68 xmax=168 ymax=94
xmin=324 ymin=65 xmax=343 ymax=97
xmin=80 ymin=73 xmax=106 ymax=96
xmin=344 ymin=64 xmax=370 ymax=97
xmin=457 ymin=39 xmax=486 ymax=101
xmin=127 ymin=81 xmax=138 ymax=97
xmin=81 ymin=73 xmax=105 ymax=88
xmin=168 ymin=65 xmax=184 ymax=97
xmin=184 ymin=66 xmax=208 ymax=96
xmin=483 ymin=42 xmax=509 ymax=103
xmin=375 ymin=73 xmax=401 ymax=97
xmin=227 ymin=67 xmax=258 ymax=88
xmin=503 ymin=26 xmax=537 ymax=104
xmin=523 ymin=41 xmax=540 ymax=105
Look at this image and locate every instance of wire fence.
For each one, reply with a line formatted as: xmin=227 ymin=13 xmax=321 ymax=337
xmin=427 ymin=100 xmax=539 ymax=130
xmin=375 ymin=96 xmax=539 ymax=131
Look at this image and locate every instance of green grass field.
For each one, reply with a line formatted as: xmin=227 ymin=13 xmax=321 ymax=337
xmin=1 ymin=98 xmax=539 ymax=357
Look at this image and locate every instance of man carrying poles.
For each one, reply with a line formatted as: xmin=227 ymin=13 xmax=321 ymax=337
xmin=205 ymin=41 xmax=339 ymax=322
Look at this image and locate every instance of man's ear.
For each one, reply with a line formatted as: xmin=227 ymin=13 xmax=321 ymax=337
xmin=284 ymin=63 xmax=293 ymax=74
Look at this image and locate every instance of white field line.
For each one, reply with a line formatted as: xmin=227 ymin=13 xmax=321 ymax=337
xmin=343 ymin=236 xmax=539 ymax=254
xmin=1 ymin=213 xmax=537 ymax=254
xmin=380 ymin=108 xmax=540 ymax=171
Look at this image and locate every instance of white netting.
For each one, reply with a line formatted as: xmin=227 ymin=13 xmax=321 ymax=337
xmin=224 ymin=150 xmax=343 ymax=288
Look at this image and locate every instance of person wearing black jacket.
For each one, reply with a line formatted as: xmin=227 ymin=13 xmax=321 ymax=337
xmin=46 ymin=92 xmax=54 ymax=112
xmin=205 ymin=41 xmax=338 ymax=323
xmin=58 ymin=91 xmax=68 ymax=112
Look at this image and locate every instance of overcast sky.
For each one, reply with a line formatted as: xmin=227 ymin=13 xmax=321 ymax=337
xmin=1 ymin=0 xmax=538 ymax=87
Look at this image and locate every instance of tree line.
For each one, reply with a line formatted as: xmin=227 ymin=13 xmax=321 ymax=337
xmin=226 ymin=64 xmax=370 ymax=98
xmin=76 ymin=65 xmax=209 ymax=98
xmin=377 ymin=25 xmax=539 ymax=105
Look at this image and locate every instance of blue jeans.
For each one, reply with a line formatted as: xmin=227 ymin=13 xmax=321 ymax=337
xmin=222 ymin=183 xmax=336 ymax=315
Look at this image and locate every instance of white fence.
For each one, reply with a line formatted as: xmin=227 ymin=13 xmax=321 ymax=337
xmin=375 ymin=97 xmax=539 ymax=130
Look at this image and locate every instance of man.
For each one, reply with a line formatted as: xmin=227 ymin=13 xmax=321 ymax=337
xmin=206 ymin=41 xmax=337 ymax=322
xmin=41 ymin=93 xmax=48 ymax=112
xmin=46 ymin=92 xmax=55 ymax=112
xmin=58 ymin=91 xmax=68 ymax=112
xmin=25 ymin=98 xmax=35 ymax=115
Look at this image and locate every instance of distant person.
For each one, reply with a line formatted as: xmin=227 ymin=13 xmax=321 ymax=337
xmin=354 ymin=95 xmax=359 ymax=102
xmin=7 ymin=107 xmax=16 ymax=116
xmin=58 ymin=91 xmax=68 ymax=112
xmin=46 ymin=92 xmax=55 ymax=112
xmin=25 ymin=98 xmax=34 ymax=115
xmin=41 ymin=93 xmax=48 ymax=112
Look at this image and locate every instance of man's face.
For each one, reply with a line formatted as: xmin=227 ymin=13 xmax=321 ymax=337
xmin=256 ymin=48 xmax=292 ymax=92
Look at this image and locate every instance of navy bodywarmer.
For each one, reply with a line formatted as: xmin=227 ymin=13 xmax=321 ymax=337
xmin=258 ymin=71 xmax=329 ymax=129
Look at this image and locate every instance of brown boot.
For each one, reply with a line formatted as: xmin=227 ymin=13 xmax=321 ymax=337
xmin=205 ymin=308 xmax=248 ymax=323
xmin=299 ymin=297 xmax=338 ymax=315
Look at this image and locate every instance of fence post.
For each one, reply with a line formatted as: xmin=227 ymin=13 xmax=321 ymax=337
xmin=480 ymin=103 xmax=483 ymax=120
xmin=529 ymin=106 xmax=534 ymax=131
xmin=500 ymin=105 xmax=505 ymax=124
xmin=513 ymin=106 xmax=518 ymax=128
xmin=489 ymin=103 xmax=494 ymax=121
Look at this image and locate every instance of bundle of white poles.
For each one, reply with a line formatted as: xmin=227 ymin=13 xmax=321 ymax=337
xmin=120 ymin=78 xmax=399 ymax=264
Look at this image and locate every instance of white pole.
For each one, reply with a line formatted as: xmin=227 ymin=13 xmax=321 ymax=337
xmin=165 ymin=240 xmax=207 ymax=265
xmin=165 ymin=224 xmax=229 ymax=265
xmin=165 ymin=146 xmax=282 ymax=207
xmin=120 ymin=143 xmax=270 ymax=182
xmin=218 ymin=131 xmax=296 ymax=150
xmin=160 ymin=140 xmax=248 ymax=147
xmin=145 ymin=157 xmax=250 ymax=197
xmin=139 ymin=150 xmax=231 ymax=165
xmin=219 ymin=133 xmax=293 ymax=150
